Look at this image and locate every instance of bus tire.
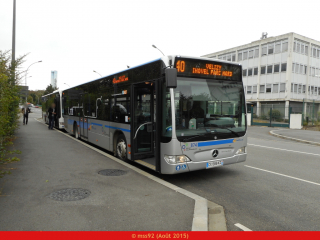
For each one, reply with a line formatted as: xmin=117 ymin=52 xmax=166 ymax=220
xmin=116 ymin=134 xmax=127 ymax=161
xmin=74 ymin=123 xmax=80 ymax=139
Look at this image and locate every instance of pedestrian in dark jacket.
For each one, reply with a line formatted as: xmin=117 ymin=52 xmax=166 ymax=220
xmin=47 ymin=103 xmax=56 ymax=130
xmin=21 ymin=104 xmax=31 ymax=125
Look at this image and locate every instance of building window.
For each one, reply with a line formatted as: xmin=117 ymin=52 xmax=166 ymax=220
xmin=254 ymin=49 xmax=259 ymax=58
xmin=242 ymin=69 xmax=247 ymax=77
xmin=247 ymin=86 xmax=252 ymax=94
xmin=273 ymin=84 xmax=279 ymax=93
xmin=312 ymin=67 xmax=315 ymax=76
xmin=232 ymin=54 xmax=236 ymax=61
xmin=280 ymin=83 xmax=285 ymax=92
xmin=227 ymin=55 xmax=231 ymax=61
xmin=294 ymin=84 xmax=298 ymax=93
xmin=305 ymin=46 xmax=308 ymax=55
xmin=253 ymin=85 xmax=257 ymax=93
xmin=292 ymin=63 xmax=295 ymax=73
xmin=268 ymin=43 xmax=274 ymax=54
xmin=311 ymin=86 xmax=314 ymax=95
xmin=317 ymin=50 xmax=320 ymax=58
xmin=281 ymin=63 xmax=287 ymax=72
xmin=274 ymin=64 xmax=280 ymax=73
xmin=243 ymin=51 xmax=248 ymax=60
xmin=300 ymin=65 xmax=303 ymax=74
xmin=298 ymin=84 xmax=302 ymax=94
xmin=261 ymin=66 xmax=266 ymax=74
xmin=275 ymin=42 xmax=281 ymax=53
xmin=254 ymin=67 xmax=258 ymax=75
xmin=301 ymin=45 xmax=305 ymax=54
xmin=295 ymin=64 xmax=299 ymax=74
xmin=315 ymin=87 xmax=318 ymax=95
xmin=291 ymin=83 xmax=293 ymax=92
xmin=260 ymin=85 xmax=265 ymax=93
xmin=248 ymin=68 xmax=253 ymax=76
xmin=293 ymin=42 xmax=296 ymax=52
xmin=267 ymin=65 xmax=273 ymax=74
xmin=304 ymin=66 xmax=307 ymax=74
xmin=313 ymin=48 xmax=317 ymax=57
xmin=297 ymin=43 xmax=300 ymax=53
xmin=223 ymin=56 xmax=226 ymax=60
xmin=262 ymin=45 xmax=267 ymax=56
xmin=248 ymin=50 xmax=254 ymax=59
xmin=266 ymin=84 xmax=271 ymax=93
xmin=303 ymin=85 xmax=306 ymax=93
xmin=282 ymin=41 xmax=288 ymax=52
xmin=238 ymin=52 xmax=242 ymax=61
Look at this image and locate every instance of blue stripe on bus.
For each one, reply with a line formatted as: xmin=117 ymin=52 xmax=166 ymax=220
xmin=198 ymin=139 xmax=234 ymax=147
xmin=104 ymin=125 xmax=130 ymax=132
xmin=91 ymin=122 xmax=103 ymax=127
xmin=67 ymin=119 xmax=130 ymax=132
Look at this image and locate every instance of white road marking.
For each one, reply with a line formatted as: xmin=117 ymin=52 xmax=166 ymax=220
xmin=234 ymin=223 xmax=252 ymax=231
xmin=245 ymin=165 xmax=320 ymax=186
xmin=248 ymin=143 xmax=320 ymax=157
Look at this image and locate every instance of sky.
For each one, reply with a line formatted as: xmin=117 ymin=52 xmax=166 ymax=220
xmin=1 ymin=0 xmax=320 ymax=91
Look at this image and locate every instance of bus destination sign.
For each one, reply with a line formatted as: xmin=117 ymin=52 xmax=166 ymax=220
xmin=174 ymin=58 xmax=241 ymax=80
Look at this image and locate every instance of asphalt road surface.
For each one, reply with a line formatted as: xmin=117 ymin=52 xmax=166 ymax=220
xmin=23 ymin=110 xmax=320 ymax=231
xmin=158 ymin=127 xmax=320 ymax=231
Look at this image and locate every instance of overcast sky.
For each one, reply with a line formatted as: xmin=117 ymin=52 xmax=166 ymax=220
xmin=1 ymin=0 xmax=320 ymax=90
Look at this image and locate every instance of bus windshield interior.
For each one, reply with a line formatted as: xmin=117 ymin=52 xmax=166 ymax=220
xmin=174 ymin=77 xmax=246 ymax=142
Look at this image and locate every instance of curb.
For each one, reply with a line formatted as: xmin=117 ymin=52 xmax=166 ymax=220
xmin=269 ymin=130 xmax=320 ymax=147
xmin=35 ymin=118 xmax=227 ymax=231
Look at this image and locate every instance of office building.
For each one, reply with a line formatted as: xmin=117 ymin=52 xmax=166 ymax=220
xmin=202 ymin=32 xmax=320 ymax=119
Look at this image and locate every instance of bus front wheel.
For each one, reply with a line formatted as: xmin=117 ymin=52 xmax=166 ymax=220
xmin=116 ymin=134 xmax=127 ymax=161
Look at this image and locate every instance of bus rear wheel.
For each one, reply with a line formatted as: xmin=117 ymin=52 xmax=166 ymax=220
xmin=116 ymin=134 xmax=127 ymax=161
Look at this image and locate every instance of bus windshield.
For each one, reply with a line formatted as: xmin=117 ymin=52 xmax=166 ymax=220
xmin=174 ymin=77 xmax=246 ymax=142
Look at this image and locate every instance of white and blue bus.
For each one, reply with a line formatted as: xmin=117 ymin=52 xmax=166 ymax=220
xmin=62 ymin=55 xmax=247 ymax=174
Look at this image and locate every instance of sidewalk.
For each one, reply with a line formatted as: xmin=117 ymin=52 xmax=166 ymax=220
xmin=270 ymin=129 xmax=320 ymax=146
xmin=0 ymin=111 xmax=194 ymax=231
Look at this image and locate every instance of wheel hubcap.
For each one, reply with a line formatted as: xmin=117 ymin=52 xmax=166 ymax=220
xmin=117 ymin=140 xmax=126 ymax=159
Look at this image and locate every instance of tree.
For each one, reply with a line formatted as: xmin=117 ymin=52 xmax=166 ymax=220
xmin=43 ymin=84 xmax=57 ymax=95
xmin=0 ymin=50 xmax=24 ymax=178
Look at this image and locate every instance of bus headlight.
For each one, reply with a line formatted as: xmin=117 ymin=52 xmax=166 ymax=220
xmin=164 ymin=155 xmax=191 ymax=164
xmin=236 ymin=147 xmax=246 ymax=155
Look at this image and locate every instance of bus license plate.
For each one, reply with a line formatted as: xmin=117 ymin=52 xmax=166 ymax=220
xmin=206 ymin=160 xmax=223 ymax=169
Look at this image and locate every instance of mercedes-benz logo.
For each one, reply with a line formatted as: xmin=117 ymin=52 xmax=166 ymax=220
xmin=212 ymin=150 xmax=219 ymax=158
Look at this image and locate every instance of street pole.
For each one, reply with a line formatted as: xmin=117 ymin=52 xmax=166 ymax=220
xmin=11 ymin=0 xmax=16 ymax=82
xmin=24 ymin=61 xmax=42 ymax=102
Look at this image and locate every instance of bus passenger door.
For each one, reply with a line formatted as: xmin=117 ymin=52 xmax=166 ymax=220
xmin=131 ymin=81 xmax=159 ymax=171
xmin=80 ymin=93 xmax=89 ymax=139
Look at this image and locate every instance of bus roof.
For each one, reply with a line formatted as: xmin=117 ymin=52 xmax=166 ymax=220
xmin=61 ymin=55 xmax=242 ymax=91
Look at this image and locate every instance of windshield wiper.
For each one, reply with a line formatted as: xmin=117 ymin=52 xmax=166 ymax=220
xmin=214 ymin=127 xmax=240 ymax=137
xmin=182 ymin=134 xmax=204 ymax=142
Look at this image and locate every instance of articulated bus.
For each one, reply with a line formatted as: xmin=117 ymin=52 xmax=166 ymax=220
xmin=62 ymin=56 xmax=247 ymax=174
xmin=41 ymin=90 xmax=65 ymax=129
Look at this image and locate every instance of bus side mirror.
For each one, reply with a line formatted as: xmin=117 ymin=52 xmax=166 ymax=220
xmin=165 ymin=68 xmax=177 ymax=88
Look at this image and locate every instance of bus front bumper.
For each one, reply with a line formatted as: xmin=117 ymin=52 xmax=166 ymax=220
xmin=161 ymin=153 xmax=247 ymax=174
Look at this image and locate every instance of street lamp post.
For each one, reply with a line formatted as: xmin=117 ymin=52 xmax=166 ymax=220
xmin=25 ymin=60 xmax=42 ymax=86
xmin=152 ymin=45 xmax=165 ymax=56
xmin=11 ymin=0 xmax=16 ymax=80
xmin=93 ymin=70 xmax=102 ymax=77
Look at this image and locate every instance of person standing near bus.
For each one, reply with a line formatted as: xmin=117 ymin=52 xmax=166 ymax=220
xmin=21 ymin=103 xmax=31 ymax=125
xmin=47 ymin=103 xmax=56 ymax=130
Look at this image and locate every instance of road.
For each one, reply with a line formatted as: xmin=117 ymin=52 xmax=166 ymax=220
xmin=28 ymin=109 xmax=320 ymax=231
xmin=158 ymin=127 xmax=320 ymax=231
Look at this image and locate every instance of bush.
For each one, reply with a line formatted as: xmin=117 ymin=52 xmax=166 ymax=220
xmin=0 ymin=50 xmax=25 ymax=178
xmin=260 ymin=115 xmax=267 ymax=120
xmin=267 ymin=109 xmax=282 ymax=122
